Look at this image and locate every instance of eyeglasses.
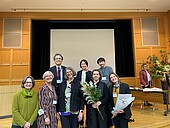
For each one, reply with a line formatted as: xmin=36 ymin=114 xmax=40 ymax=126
xmin=25 ymin=82 xmax=32 ymax=84
xmin=55 ymin=58 xmax=62 ymax=60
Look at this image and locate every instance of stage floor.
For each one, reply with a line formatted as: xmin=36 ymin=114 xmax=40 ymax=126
xmin=0 ymin=100 xmax=170 ymax=128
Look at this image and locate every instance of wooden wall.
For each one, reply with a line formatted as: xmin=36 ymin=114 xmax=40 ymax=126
xmin=0 ymin=11 xmax=170 ymax=116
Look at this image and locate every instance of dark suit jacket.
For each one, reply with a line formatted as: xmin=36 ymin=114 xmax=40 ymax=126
xmin=76 ymin=70 xmax=93 ymax=84
xmin=108 ymin=83 xmax=132 ymax=119
xmin=49 ymin=65 xmax=66 ymax=90
xmin=56 ymin=78 xmax=84 ymax=112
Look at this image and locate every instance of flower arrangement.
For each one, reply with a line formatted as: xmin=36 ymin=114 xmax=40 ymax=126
xmin=147 ymin=50 xmax=170 ymax=81
xmin=81 ymin=81 xmax=104 ymax=120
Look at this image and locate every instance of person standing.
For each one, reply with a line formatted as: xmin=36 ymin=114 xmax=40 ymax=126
xmin=49 ymin=53 xmax=66 ymax=91
xmin=76 ymin=59 xmax=93 ymax=128
xmin=97 ymin=57 xmax=113 ymax=87
xmin=139 ymin=63 xmax=153 ymax=88
xmin=139 ymin=63 xmax=153 ymax=106
xmin=108 ymin=72 xmax=132 ymax=128
xmin=76 ymin=59 xmax=93 ymax=85
xmin=86 ymin=69 xmax=108 ymax=128
xmin=37 ymin=71 xmax=58 ymax=128
xmin=57 ymin=67 xmax=84 ymax=128
xmin=11 ymin=76 xmax=38 ymax=128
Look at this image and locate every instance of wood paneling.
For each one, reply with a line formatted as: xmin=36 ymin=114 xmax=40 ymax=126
xmin=0 ymin=85 xmax=20 ymax=116
xmin=135 ymin=48 xmax=151 ymax=61
xmin=134 ymin=33 xmax=142 ymax=47
xmin=13 ymin=49 xmax=29 ymax=64
xmin=158 ymin=17 xmax=165 ymax=34
xmin=133 ymin=18 xmax=141 ymax=34
xmin=12 ymin=65 xmax=29 ymax=79
xmin=0 ymin=50 xmax=10 ymax=64
xmin=0 ymin=18 xmax=3 ymax=35
xmin=22 ymin=35 xmax=30 ymax=49
xmin=120 ymin=77 xmax=136 ymax=86
xmin=0 ymin=66 xmax=10 ymax=79
xmin=34 ymin=80 xmax=44 ymax=92
xmin=22 ymin=19 xmax=30 ymax=35
xmin=159 ymin=34 xmax=166 ymax=46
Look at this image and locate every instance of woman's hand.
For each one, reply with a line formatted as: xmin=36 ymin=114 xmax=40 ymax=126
xmin=45 ymin=117 xmax=50 ymax=125
xmin=92 ymin=101 xmax=101 ymax=109
xmin=56 ymin=112 xmax=60 ymax=120
xmin=24 ymin=122 xmax=30 ymax=128
xmin=111 ymin=109 xmax=124 ymax=118
xmin=117 ymin=109 xmax=124 ymax=113
xmin=78 ymin=112 xmax=83 ymax=121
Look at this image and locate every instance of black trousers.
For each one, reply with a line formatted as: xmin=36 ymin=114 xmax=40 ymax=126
xmin=86 ymin=106 xmax=107 ymax=128
xmin=60 ymin=114 xmax=79 ymax=128
xmin=113 ymin=114 xmax=129 ymax=128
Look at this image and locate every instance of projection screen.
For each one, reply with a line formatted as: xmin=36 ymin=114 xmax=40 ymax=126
xmin=50 ymin=29 xmax=115 ymax=72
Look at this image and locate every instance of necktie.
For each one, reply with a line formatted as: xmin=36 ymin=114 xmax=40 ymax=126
xmin=58 ymin=67 xmax=61 ymax=80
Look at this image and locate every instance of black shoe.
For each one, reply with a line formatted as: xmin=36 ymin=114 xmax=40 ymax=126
xmin=147 ymin=102 xmax=153 ymax=106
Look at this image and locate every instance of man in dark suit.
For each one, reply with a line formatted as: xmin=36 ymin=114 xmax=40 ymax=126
xmin=49 ymin=53 xmax=66 ymax=91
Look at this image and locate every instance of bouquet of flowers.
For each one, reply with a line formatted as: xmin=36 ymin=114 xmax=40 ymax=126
xmin=81 ymin=81 xmax=104 ymax=120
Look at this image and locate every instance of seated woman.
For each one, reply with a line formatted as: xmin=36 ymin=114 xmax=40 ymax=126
xmin=11 ymin=76 xmax=38 ymax=128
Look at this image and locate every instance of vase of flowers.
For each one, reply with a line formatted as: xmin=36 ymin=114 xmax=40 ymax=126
xmin=147 ymin=50 xmax=170 ymax=90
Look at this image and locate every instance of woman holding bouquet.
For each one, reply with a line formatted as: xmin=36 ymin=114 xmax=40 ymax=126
xmin=86 ymin=69 xmax=108 ymax=128
xmin=108 ymin=72 xmax=132 ymax=128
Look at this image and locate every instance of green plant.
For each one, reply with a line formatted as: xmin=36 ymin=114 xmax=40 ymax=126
xmin=147 ymin=50 xmax=170 ymax=81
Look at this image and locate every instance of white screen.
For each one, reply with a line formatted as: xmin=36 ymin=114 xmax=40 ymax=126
xmin=50 ymin=29 xmax=115 ymax=72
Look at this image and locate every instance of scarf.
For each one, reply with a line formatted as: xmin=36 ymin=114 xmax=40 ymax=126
xmin=22 ymin=88 xmax=34 ymax=97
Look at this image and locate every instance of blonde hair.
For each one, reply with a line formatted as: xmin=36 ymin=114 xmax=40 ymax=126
xmin=42 ymin=71 xmax=54 ymax=79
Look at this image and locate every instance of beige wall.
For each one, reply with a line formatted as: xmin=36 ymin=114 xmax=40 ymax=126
xmin=0 ymin=11 xmax=170 ymax=116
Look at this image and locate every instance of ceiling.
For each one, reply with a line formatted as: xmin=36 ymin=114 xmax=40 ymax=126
xmin=0 ymin=0 xmax=170 ymax=12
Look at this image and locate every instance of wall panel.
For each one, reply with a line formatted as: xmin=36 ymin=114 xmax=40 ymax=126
xmin=22 ymin=19 xmax=30 ymax=35
xmin=133 ymin=18 xmax=141 ymax=34
xmin=135 ymin=48 xmax=151 ymax=61
xmin=134 ymin=34 xmax=142 ymax=47
xmin=0 ymin=50 xmax=10 ymax=64
xmin=13 ymin=49 xmax=29 ymax=64
xmin=0 ymin=85 xmax=20 ymax=116
xmin=0 ymin=66 xmax=10 ymax=79
xmin=158 ymin=17 xmax=165 ymax=34
xmin=12 ymin=65 xmax=29 ymax=79
xmin=22 ymin=35 xmax=30 ymax=48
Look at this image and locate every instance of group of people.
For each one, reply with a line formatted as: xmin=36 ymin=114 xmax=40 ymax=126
xmin=11 ymin=53 xmax=132 ymax=128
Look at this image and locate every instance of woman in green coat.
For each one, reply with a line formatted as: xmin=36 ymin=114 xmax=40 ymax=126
xmin=11 ymin=76 xmax=38 ymax=128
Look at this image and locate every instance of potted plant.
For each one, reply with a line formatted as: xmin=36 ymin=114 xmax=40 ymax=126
xmin=147 ymin=50 xmax=170 ymax=90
